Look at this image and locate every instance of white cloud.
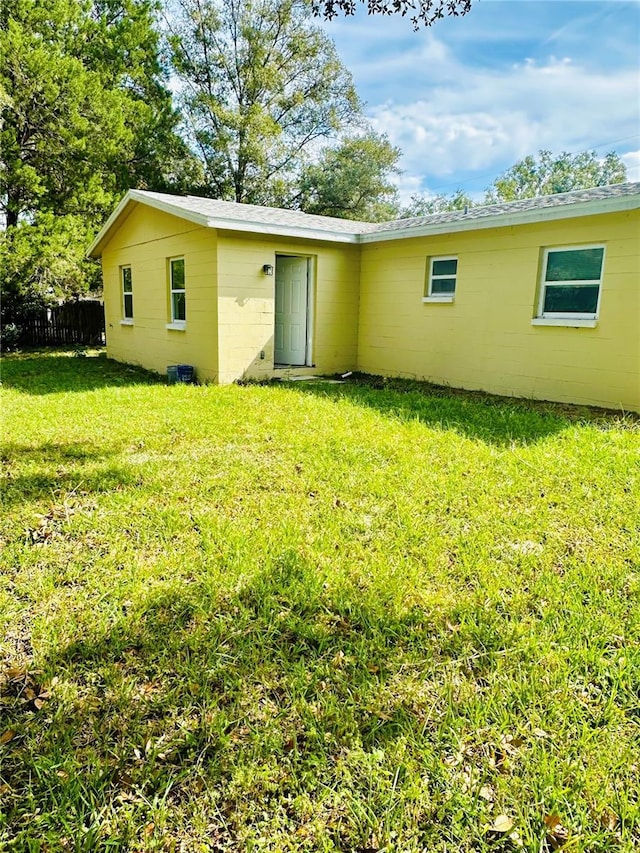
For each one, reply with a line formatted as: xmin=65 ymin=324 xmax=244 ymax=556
xmin=323 ymin=3 xmax=640 ymax=196
xmin=392 ymin=172 xmax=424 ymax=205
xmin=622 ymin=150 xmax=640 ymax=182
xmin=366 ymin=55 xmax=640 ymax=194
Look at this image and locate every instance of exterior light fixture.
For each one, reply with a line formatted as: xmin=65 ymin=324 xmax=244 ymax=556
xmin=263 ymin=263 xmax=274 ymax=276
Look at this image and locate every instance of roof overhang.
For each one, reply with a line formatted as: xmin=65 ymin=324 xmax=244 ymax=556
xmin=206 ymin=217 xmax=360 ymax=244
xmin=88 ymin=187 xmax=640 ymax=259
xmin=358 ymin=193 xmax=640 ymax=243
xmin=87 ymin=189 xmax=361 ymax=258
xmin=87 ymin=190 xmax=212 ymax=258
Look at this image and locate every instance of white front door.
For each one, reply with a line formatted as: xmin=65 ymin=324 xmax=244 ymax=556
xmin=275 ymin=256 xmax=308 ymax=365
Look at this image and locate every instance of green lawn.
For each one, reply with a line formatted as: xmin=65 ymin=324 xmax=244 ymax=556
xmin=1 ymin=350 xmax=639 ymax=852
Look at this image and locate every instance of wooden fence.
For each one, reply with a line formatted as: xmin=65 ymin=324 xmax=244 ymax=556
xmin=20 ymin=301 xmax=105 ymax=346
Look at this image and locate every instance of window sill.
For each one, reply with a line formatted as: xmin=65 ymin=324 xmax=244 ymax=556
xmin=531 ymin=317 xmax=598 ymax=328
xmin=165 ymin=321 xmax=186 ymax=331
xmin=422 ymin=296 xmax=455 ymax=304
xmin=120 ymin=319 xmax=134 ymax=326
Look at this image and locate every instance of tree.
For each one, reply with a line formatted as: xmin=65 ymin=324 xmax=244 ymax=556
xmin=484 ymin=150 xmax=627 ymax=203
xmin=0 ymin=0 xmax=193 ymax=328
xmin=0 ymin=214 xmax=100 ymax=316
xmin=168 ymin=0 xmax=362 ymax=206
xmin=296 ymin=132 xmax=401 ymax=221
xmin=0 ymin=0 xmax=189 ymax=227
xmin=401 ymin=188 xmax=475 ymax=218
xmin=399 ymin=149 xmax=628 ymax=220
xmin=311 ymin=0 xmax=472 ymax=30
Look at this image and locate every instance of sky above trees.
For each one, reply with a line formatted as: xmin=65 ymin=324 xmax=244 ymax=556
xmin=320 ymin=0 xmax=640 ymax=201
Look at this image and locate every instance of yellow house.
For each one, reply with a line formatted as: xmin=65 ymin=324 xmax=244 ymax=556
xmin=88 ymin=183 xmax=640 ymax=412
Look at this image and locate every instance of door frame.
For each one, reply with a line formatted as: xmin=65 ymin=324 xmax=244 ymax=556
xmin=275 ymin=254 xmax=315 ymax=367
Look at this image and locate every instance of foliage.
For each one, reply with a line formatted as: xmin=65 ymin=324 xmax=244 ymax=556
xmin=297 ymin=131 xmax=402 ymax=221
xmin=0 ymin=213 xmax=102 ymax=345
xmin=168 ymin=0 xmax=362 ymax=206
xmin=0 ymin=0 xmax=194 ymax=310
xmin=0 ymin=214 xmax=101 ymax=305
xmin=485 ymin=149 xmax=627 ymax=203
xmin=401 ymin=188 xmax=475 ymax=218
xmin=2 ymin=2 xmax=117 ymax=227
xmin=1 ymin=351 xmax=639 ymax=851
xmin=0 ymin=0 xmax=183 ymax=226
xmin=402 ymin=150 xmax=628 ymax=219
xmin=311 ymin=0 xmax=472 ymax=30
xmin=0 ymin=323 xmax=21 ymax=352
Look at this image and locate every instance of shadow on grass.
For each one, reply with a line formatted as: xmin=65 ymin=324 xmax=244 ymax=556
xmin=280 ymin=373 xmax=633 ymax=446
xmin=3 ymin=550 xmax=632 ymax=850
xmin=0 ymin=440 xmax=137 ymax=509
xmin=0 ymin=552 xmax=468 ymax=850
xmin=0 ymin=349 xmax=162 ymax=395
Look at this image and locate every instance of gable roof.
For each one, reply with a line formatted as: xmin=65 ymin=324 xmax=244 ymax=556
xmin=139 ymin=191 xmax=378 ymax=235
xmin=88 ymin=182 xmax=640 ymax=257
xmin=88 ymin=190 xmax=376 ymax=256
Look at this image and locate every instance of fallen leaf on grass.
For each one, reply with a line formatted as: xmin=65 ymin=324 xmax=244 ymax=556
xmin=489 ymin=815 xmax=514 ymax=833
xmin=599 ymin=810 xmax=618 ymax=831
xmin=26 ymin=499 xmax=79 ymax=544
xmin=23 ymin=685 xmax=50 ymax=711
xmin=0 ymin=729 xmax=16 ymax=745
xmin=3 ymin=668 xmax=26 ymax=681
xmin=544 ymin=814 xmax=569 ymax=848
xmin=501 ymin=734 xmax=524 ymax=751
xmin=332 ymin=650 xmax=346 ymax=667
xmin=443 ymin=751 xmax=464 ymax=767
xmin=1 ymin=668 xmax=50 ymax=712
xmin=493 ymin=733 xmax=525 ymax=772
xmin=478 ymin=785 xmax=494 ymax=802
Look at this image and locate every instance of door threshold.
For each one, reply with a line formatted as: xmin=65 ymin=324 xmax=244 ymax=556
xmin=274 ymin=364 xmax=314 ymax=370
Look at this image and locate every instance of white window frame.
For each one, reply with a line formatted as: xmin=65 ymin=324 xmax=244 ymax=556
xmin=120 ymin=265 xmax=133 ymax=324
xmin=535 ymin=244 xmax=605 ymax=324
xmin=423 ymin=256 xmax=457 ymax=303
xmin=167 ymin=256 xmax=186 ymax=329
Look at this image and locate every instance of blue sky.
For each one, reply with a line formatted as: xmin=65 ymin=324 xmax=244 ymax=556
xmin=321 ymin=1 xmax=640 ymax=201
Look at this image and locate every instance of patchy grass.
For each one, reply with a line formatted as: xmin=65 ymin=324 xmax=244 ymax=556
xmin=1 ymin=350 xmax=639 ymax=852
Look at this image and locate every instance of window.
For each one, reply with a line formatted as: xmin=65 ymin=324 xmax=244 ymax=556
xmin=169 ymin=257 xmax=186 ymax=323
xmin=538 ymin=245 xmax=605 ymax=320
xmin=121 ymin=266 xmax=133 ymax=320
xmin=425 ymin=256 xmax=457 ymax=301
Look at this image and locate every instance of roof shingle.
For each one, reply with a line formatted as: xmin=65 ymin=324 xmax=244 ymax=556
xmin=88 ymin=182 xmax=640 ymax=257
xmin=138 ymin=191 xmax=378 ymax=235
xmin=369 ymin=182 xmax=640 ymax=234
